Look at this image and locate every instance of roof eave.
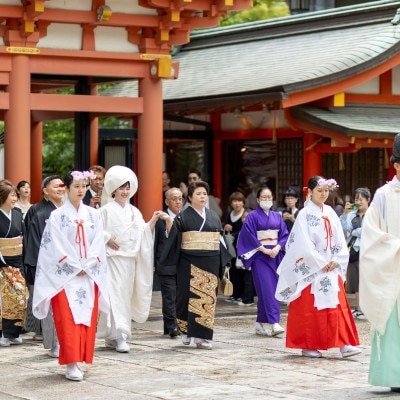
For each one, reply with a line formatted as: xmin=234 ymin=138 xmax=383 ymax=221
xmin=163 ymin=90 xmax=287 ymax=114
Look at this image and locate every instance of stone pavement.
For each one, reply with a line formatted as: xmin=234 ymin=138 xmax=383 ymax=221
xmin=0 ymin=292 xmax=397 ymax=400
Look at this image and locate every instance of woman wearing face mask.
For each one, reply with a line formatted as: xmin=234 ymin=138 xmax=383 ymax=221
xmin=237 ymin=187 xmax=289 ymax=336
xmin=275 ymin=176 xmax=361 ymax=359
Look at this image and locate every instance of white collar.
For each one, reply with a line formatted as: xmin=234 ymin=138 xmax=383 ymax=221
xmin=0 ymin=208 xmax=11 ymax=220
xmin=167 ymin=208 xmax=178 ymax=219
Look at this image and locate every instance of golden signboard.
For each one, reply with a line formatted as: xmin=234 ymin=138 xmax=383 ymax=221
xmin=6 ymin=47 xmax=40 ymax=55
xmin=140 ymin=53 xmax=170 ymax=61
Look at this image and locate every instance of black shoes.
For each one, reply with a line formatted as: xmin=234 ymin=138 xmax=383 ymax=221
xmin=169 ymin=328 xmax=180 ymax=338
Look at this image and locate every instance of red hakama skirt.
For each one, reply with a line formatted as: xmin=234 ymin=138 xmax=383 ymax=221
xmin=51 ymin=284 xmax=99 ymax=365
xmin=286 ymin=277 xmax=359 ymax=350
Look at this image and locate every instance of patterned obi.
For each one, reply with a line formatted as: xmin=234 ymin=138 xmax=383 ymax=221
xmin=0 ymin=236 xmax=23 ymax=256
xmin=181 ymin=231 xmax=220 ymax=251
xmin=257 ymin=229 xmax=279 ymax=246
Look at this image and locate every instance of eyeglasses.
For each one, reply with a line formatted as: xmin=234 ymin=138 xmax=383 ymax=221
xmin=168 ymin=197 xmax=183 ymax=202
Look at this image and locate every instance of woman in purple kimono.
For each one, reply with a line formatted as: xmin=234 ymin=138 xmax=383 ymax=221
xmin=237 ymin=186 xmax=288 ymax=336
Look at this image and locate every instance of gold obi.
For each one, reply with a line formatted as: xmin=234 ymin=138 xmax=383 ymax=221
xmin=181 ymin=231 xmax=220 ymax=251
xmin=0 ymin=237 xmax=23 ymax=256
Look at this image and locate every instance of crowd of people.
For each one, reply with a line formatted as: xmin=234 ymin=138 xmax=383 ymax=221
xmin=1 ymin=148 xmax=400 ymax=392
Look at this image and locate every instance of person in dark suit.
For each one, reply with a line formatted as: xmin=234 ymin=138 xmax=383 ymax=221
xmin=83 ymin=165 xmax=106 ymax=208
xmin=154 ymin=187 xmax=183 ymax=338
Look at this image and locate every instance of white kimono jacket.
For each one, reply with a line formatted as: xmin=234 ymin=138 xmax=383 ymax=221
xmin=33 ymin=199 xmax=109 ymax=326
xmin=360 ymin=177 xmax=400 ymax=335
xmin=97 ymin=201 xmax=154 ymax=339
xmin=276 ymin=201 xmax=349 ymax=310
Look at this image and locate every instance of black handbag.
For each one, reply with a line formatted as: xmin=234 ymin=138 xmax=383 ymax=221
xmin=348 ymin=236 xmax=359 ymax=263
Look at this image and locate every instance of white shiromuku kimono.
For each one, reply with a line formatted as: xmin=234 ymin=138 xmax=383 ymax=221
xmin=32 ymin=198 xmax=110 ymax=325
xmin=97 ymin=200 xmax=154 ymax=340
xmin=276 ymin=201 xmax=349 ymax=310
xmin=360 ymin=178 xmax=400 ymax=335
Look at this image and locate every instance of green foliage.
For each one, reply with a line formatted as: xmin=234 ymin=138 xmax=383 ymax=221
xmin=43 ymin=120 xmax=75 ymax=177
xmin=221 ymin=0 xmax=289 ymax=26
xmin=98 ymin=116 xmax=131 ymax=129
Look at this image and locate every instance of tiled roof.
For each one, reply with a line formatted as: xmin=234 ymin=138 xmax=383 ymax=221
xmin=103 ymin=0 xmax=400 ymax=113
xmin=291 ymin=105 xmax=400 ymax=137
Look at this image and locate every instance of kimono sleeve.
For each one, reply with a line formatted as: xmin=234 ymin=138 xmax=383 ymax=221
xmin=32 ymin=213 xmax=83 ymax=320
xmin=275 ymin=210 xmax=327 ymax=302
xmin=158 ymin=217 xmax=182 ymax=268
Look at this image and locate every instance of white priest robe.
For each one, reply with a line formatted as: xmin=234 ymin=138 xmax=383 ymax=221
xmin=97 ymin=200 xmax=154 ymax=340
xmin=33 ymin=199 xmax=110 ymax=326
xmin=360 ymin=177 xmax=400 ymax=335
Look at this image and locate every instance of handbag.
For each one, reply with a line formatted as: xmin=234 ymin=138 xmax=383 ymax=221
xmin=219 ymin=268 xmax=233 ymax=296
xmin=348 ymin=236 xmax=359 ymax=263
xmin=225 ymin=233 xmax=237 ymax=258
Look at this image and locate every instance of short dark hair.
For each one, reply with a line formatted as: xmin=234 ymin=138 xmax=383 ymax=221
xmin=89 ymin=165 xmax=106 ymax=176
xmin=283 ymin=189 xmax=298 ymax=198
xmin=187 ymin=181 xmax=209 ymax=203
xmin=0 ymin=180 xmax=17 ymax=207
xmin=17 ymin=180 xmax=30 ymax=190
xmin=228 ymin=191 xmax=245 ymax=204
xmin=41 ymin=175 xmax=63 ymax=190
xmin=307 ymin=176 xmax=324 ymax=191
xmin=354 ymin=187 xmax=371 ymax=201
xmin=187 ymin=168 xmax=202 ymax=179
xmin=256 ymin=186 xmax=272 ymax=199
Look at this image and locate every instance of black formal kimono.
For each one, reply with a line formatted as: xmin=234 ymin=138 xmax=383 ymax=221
xmin=224 ymin=210 xmax=255 ymax=304
xmin=23 ymin=199 xmax=57 ymax=337
xmin=0 ymin=208 xmax=27 ymax=338
xmin=154 ymin=217 xmax=178 ymax=334
xmin=24 ymin=199 xmax=56 ymax=284
xmin=160 ymin=206 xmax=231 ymax=340
xmin=82 ymin=189 xmax=93 ymax=206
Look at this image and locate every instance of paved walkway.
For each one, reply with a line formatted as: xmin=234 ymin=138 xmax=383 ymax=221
xmin=0 ymin=293 xmax=397 ymax=400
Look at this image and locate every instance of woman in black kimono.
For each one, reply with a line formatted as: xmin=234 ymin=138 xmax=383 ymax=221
xmin=161 ymin=181 xmax=231 ymax=350
xmin=0 ymin=179 xmax=27 ymax=346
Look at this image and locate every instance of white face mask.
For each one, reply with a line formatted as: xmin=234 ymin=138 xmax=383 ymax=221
xmin=259 ymin=200 xmax=273 ymax=210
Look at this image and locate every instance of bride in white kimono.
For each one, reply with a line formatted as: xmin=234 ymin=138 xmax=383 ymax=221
xmin=97 ymin=165 xmax=166 ymax=352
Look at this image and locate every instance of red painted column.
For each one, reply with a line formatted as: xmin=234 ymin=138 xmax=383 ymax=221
xmin=137 ymin=76 xmax=163 ymax=220
xmin=5 ymin=55 xmax=31 ymax=184
xmin=31 ymin=121 xmax=43 ymax=203
xmin=303 ymin=133 xmax=322 ymax=188
xmin=90 ymin=84 xmax=99 ymax=166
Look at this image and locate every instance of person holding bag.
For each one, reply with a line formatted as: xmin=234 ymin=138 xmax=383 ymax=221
xmin=224 ymin=192 xmax=253 ymax=305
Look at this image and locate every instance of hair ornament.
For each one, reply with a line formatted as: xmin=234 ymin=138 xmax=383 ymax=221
xmin=317 ymin=178 xmax=339 ymax=190
xmin=71 ymin=170 xmax=96 ymax=181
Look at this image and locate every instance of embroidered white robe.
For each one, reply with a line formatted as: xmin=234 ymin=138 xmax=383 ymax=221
xmin=276 ymin=201 xmax=349 ymax=310
xmin=32 ymin=199 xmax=109 ymax=326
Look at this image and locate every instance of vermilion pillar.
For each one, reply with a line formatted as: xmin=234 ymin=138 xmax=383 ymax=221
xmin=31 ymin=121 xmax=43 ymax=203
xmin=137 ymin=76 xmax=163 ymax=220
xmin=90 ymin=84 xmax=99 ymax=166
xmin=303 ymin=133 xmax=322 ymax=188
xmin=5 ymin=55 xmax=31 ymax=184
